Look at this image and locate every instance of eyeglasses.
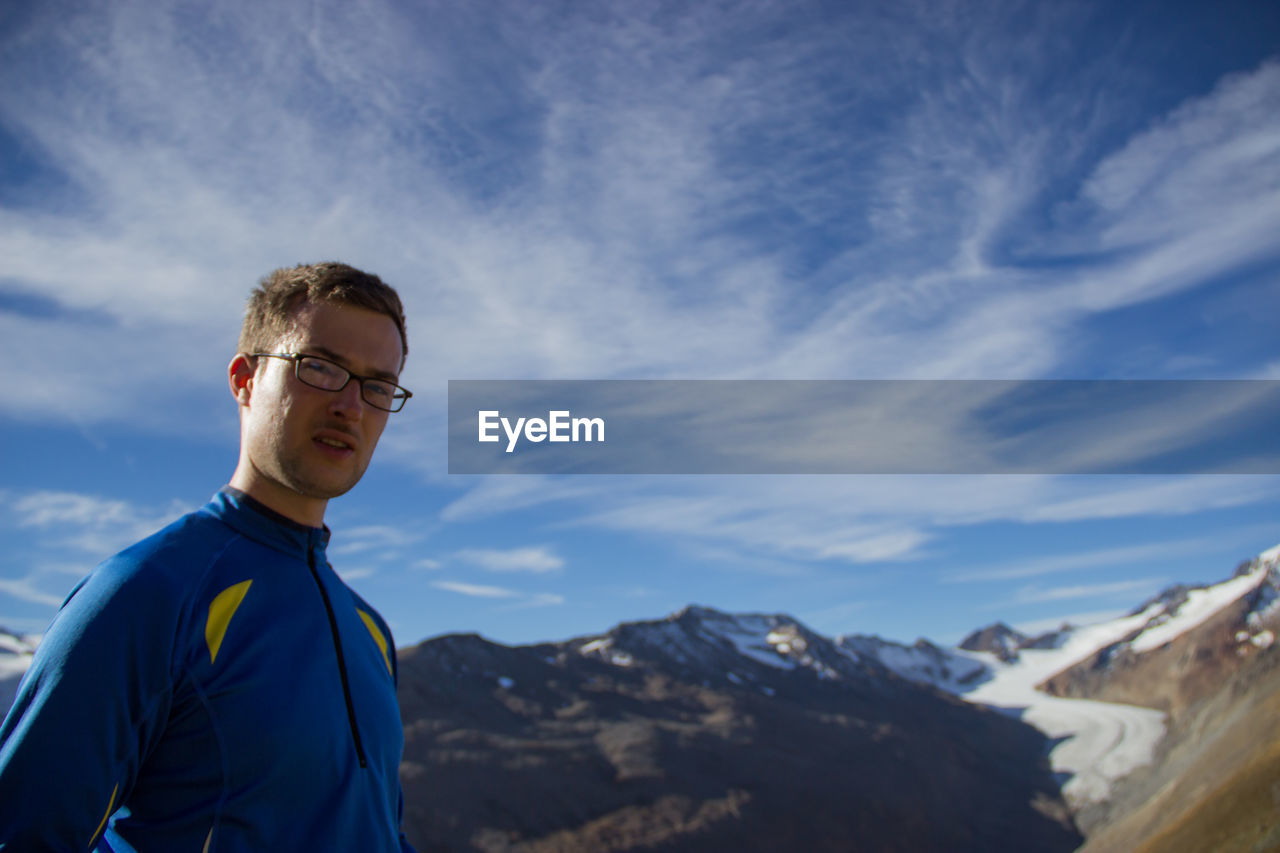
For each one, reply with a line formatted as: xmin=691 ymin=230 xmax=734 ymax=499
xmin=251 ymin=353 xmax=413 ymax=413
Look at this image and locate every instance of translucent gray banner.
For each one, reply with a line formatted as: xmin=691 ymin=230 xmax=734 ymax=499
xmin=447 ymin=380 xmax=1280 ymax=474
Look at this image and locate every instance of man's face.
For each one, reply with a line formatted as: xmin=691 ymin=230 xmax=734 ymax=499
xmin=236 ymin=301 xmax=403 ymax=523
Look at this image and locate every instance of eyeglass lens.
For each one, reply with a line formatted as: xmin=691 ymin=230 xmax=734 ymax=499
xmin=296 ymin=357 xmax=406 ymax=411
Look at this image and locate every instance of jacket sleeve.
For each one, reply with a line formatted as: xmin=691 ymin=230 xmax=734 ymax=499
xmin=0 ymin=559 xmax=178 ymax=851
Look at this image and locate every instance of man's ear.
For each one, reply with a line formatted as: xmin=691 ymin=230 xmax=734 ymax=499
xmin=228 ymin=354 xmax=256 ymax=406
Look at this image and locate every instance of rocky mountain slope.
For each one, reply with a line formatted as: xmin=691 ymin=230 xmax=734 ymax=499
xmin=1039 ymin=557 xmax=1278 ymax=715
xmin=844 ymin=608 xmax=1169 ymax=810
xmin=844 ymin=545 xmax=1280 ymax=852
xmin=4 ymin=545 xmax=1276 ymax=851
xmin=1046 ymin=553 xmax=1280 ymax=853
xmin=395 ymin=607 xmax=1081 ymax=852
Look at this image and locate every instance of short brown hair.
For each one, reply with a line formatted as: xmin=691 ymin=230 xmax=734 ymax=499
xmin=239 ymin=262 xmax=408 ymax=365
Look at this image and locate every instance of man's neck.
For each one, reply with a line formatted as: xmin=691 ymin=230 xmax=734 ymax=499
xmin=228 ymin=467 xmax=328 ymax=528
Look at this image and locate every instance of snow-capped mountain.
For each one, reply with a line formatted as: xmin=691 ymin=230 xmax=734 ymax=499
xmin=838 ymin=543 xmax=1280 ymax=812
xmin=843 ymin=544 xmax=1278 ymax=699
xmin=956 ymin=621 xmax=1072 ymax=661
xmin=835 ymin=634 xmax=988 ymax=692
xmin=841 ymin=614 xmax=1168 ymax=807
xmin=398 ymin=606 xmax=1082 ymax=852
xmin=4 ymin=543 xmax=1276 ymax=851
xmin=957 ymin=621 xmax=1032 ymax=662
xmin=568 ymin=604 xmax=888 ymax=690
xmin=1122 ymin=554 xmax=1276 ymax=655
xmin=1046 ymin=546 xmax=1280 ymax=852
xmin=563 ymin=552 xmax=1279 ymax=814
xmin=395 ymin=544 xmax=1280 ymax=852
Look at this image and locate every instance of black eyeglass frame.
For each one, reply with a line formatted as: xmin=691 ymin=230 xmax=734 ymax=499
xmin=250 ymin=352 xmax=413 ymax=413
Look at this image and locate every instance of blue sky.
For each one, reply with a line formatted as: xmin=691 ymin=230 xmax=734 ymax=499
xmin=1 ymin=0 xmax=1278 ymax=648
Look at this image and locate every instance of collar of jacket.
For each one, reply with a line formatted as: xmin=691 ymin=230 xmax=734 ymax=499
xmin=208 ymin=486 xmax=332 ymax=559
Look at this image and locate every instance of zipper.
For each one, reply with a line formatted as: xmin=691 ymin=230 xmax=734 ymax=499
xmin=308 ymin=551 xmax=369 ymax=768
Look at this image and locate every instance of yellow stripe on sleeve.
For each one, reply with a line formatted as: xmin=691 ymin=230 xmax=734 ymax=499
xmin=357 ymin=609 xmax=393 ymax=676
xmin=89 ymin=783 xmax=118 ymax=847
xmin=205 ymin=579 xmax=253 ymax=664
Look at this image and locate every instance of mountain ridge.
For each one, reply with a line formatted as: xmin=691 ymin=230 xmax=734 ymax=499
xmin=3 ymin=544 xmax=1277 ymax=850
xmin=397 ymin=603 xmax=1081 ymax=852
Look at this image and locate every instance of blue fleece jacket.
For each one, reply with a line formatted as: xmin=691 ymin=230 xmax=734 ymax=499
xmin=0 ymin=489 xmax=416 ymax=852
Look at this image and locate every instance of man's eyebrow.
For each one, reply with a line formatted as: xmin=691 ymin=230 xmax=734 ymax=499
xmin=310 ymin=345 xmax=400 ymax=382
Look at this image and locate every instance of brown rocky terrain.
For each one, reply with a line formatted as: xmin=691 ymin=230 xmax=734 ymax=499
xmin=394 ymin=610 xmax=1082 ymax=852
xmin=390 ymin=557 xmax=1280 ymax=853
xmin=1038 ymin=574 xmax=1267 ymax=717
xmin=1072 ymin=637 xmax=1280 ymax=853
xmin=1038 ymin=561 xmax=1280 ymax=852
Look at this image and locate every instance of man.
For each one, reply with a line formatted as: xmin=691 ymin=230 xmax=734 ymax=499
xmin=0 ymin=262 xmax=418 ymax=852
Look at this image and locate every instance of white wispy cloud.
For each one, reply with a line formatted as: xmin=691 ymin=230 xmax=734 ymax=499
xmin=430 ymin=581 xmax=520 ymax=599
xmin=2 ymin=0 xmax=1277 ymax=608
xmin=1081 ymin=62 xmax=1280 ymax=247
xmin=555 ymin=483 xmax=937 ymax=565
xmin=4 ymin=1 xmax=1272 ymax=436
xmin=439 ymin=477 xmax=600 ymax=523
xmin=498 ymin=592 xmax=565 ymax=610
xmin=947 ymin=539 xmax=1221 ymax=583
xmin=0 ymin=491 xmax=195 ymax=612
xmin=0 ymin=576 xmax=67 ymax=609
xmin=815 ymin=531 xmax=934 ymax=564
xmin=1018 ymin=477 xmax=1280 ymax=523
xmin=441 ymin=474 xmax=1279 ymax=569
xmin=428 ymin=572 xmax=566 ymax=610
xmin=454 ymin=546 xmax=564 ymax=574
xmin=428 ymin=580 xmax=564 ymax=610
xmin=6 ymin=490 xmax=190 ymax=558
xmin=1010 ymin=578 xmax=1165 ymax=605
xmin=328 ymin=524 xmax=426 ymax=558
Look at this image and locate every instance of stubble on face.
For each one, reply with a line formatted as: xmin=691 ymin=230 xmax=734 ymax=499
xmin=251 ymin=378 xmax=369 ymax=502
xmin=232 ymin=301 xmax=403 ymax=526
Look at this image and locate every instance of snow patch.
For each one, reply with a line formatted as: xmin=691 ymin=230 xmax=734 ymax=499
xmin=1130 ymin=566 xmax=1269 ymax=653
xmin=961 ymin=606 xmax=1173 ymax=807
xmin=709 ymin=617 xmax=799 ymax=670
xmin=1248 ymin=582 xmax=1279 ymax=628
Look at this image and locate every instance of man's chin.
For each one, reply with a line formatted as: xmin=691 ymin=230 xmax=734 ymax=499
xmin=301 ymin=479 xmax=360 ymax=501
xmin=284 ymin=468 xmax=366 ymax=502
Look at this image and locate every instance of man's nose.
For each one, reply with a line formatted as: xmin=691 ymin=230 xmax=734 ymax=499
xmin=329 ymin=379 xmax=366 ymax=419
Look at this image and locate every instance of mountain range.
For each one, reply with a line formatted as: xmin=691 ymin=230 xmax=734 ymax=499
xmin=392 ymin=543 xmax=1279 ymax=851
xmin=396 ymin=607 xmax=1080 ymax=852
xmin=3 ymin=544 xmax=1278 ymax=851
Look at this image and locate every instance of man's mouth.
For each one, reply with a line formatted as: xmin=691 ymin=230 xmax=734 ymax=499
xmin=314 ymin=430 xmax=357 ymax=452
